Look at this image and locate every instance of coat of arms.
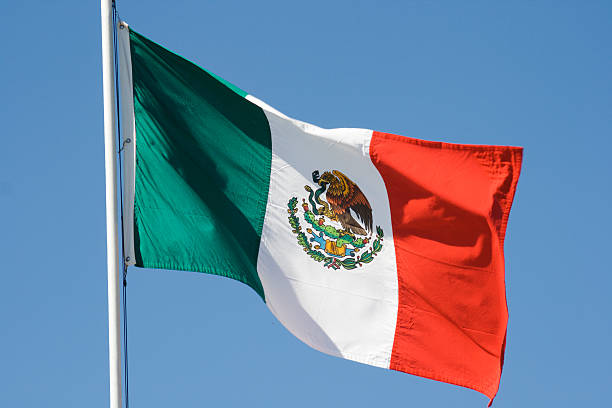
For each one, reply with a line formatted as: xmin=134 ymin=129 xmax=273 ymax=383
xmin=287 ymin=170 xmax=384 ymax=270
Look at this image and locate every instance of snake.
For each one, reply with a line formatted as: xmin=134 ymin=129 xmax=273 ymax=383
xmin=304 ymin=184 xmax=334 ymax=218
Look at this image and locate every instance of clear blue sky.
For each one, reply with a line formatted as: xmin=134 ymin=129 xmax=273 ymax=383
xmin=1 ymin=1 xmax=610 ymax=406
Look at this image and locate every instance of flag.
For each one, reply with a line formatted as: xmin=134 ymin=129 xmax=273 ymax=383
xmin=117 ymin=23 xmax=522 ymax=403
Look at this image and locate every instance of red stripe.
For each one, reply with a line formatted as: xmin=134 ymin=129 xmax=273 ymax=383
xmin=370 ymin=131 xmax=522 ymax=401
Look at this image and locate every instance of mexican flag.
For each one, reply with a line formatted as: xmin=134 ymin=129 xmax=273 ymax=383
xmin=117 ymin=23 xmax=522 ymax=403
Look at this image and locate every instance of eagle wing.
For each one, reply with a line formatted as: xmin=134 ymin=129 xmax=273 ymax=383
xmin=330 ymin=170 xmax=373 ymax=233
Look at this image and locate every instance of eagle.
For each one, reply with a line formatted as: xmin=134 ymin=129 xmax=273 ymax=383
xmin=313 ymin=170 xmax=373 ymax=236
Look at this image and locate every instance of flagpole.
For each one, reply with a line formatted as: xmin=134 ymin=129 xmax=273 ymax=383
xmin=101 ymin=0 xmax=123 ymax=407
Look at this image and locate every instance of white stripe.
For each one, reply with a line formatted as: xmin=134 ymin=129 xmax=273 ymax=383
xmin=250 ymin=95 xmax=399 ymax=369
xmin=118 ymin=22 xmax=136 ymax=266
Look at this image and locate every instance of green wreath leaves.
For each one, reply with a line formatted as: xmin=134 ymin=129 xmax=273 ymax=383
xmin=287 ymin=197 xmax=383 ymax=270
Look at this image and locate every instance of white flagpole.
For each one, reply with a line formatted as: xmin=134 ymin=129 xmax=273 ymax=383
xmin=101 ymin=0 xmax=123 ymax=407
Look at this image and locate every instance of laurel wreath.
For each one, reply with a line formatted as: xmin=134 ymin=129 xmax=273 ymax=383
xmin=287 ymin=197 xmax=384 ymax=270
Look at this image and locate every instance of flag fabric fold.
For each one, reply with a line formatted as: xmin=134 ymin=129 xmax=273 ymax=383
xmin=118 ymin=23 xmax=522 ymax=403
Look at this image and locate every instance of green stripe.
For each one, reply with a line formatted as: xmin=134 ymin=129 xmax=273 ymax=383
xmin=129 ymin=29 xmax=270 ymax=300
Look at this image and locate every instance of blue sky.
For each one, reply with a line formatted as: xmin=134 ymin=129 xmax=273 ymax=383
xmin=1 ymin=1 xmax=611 ymax=406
